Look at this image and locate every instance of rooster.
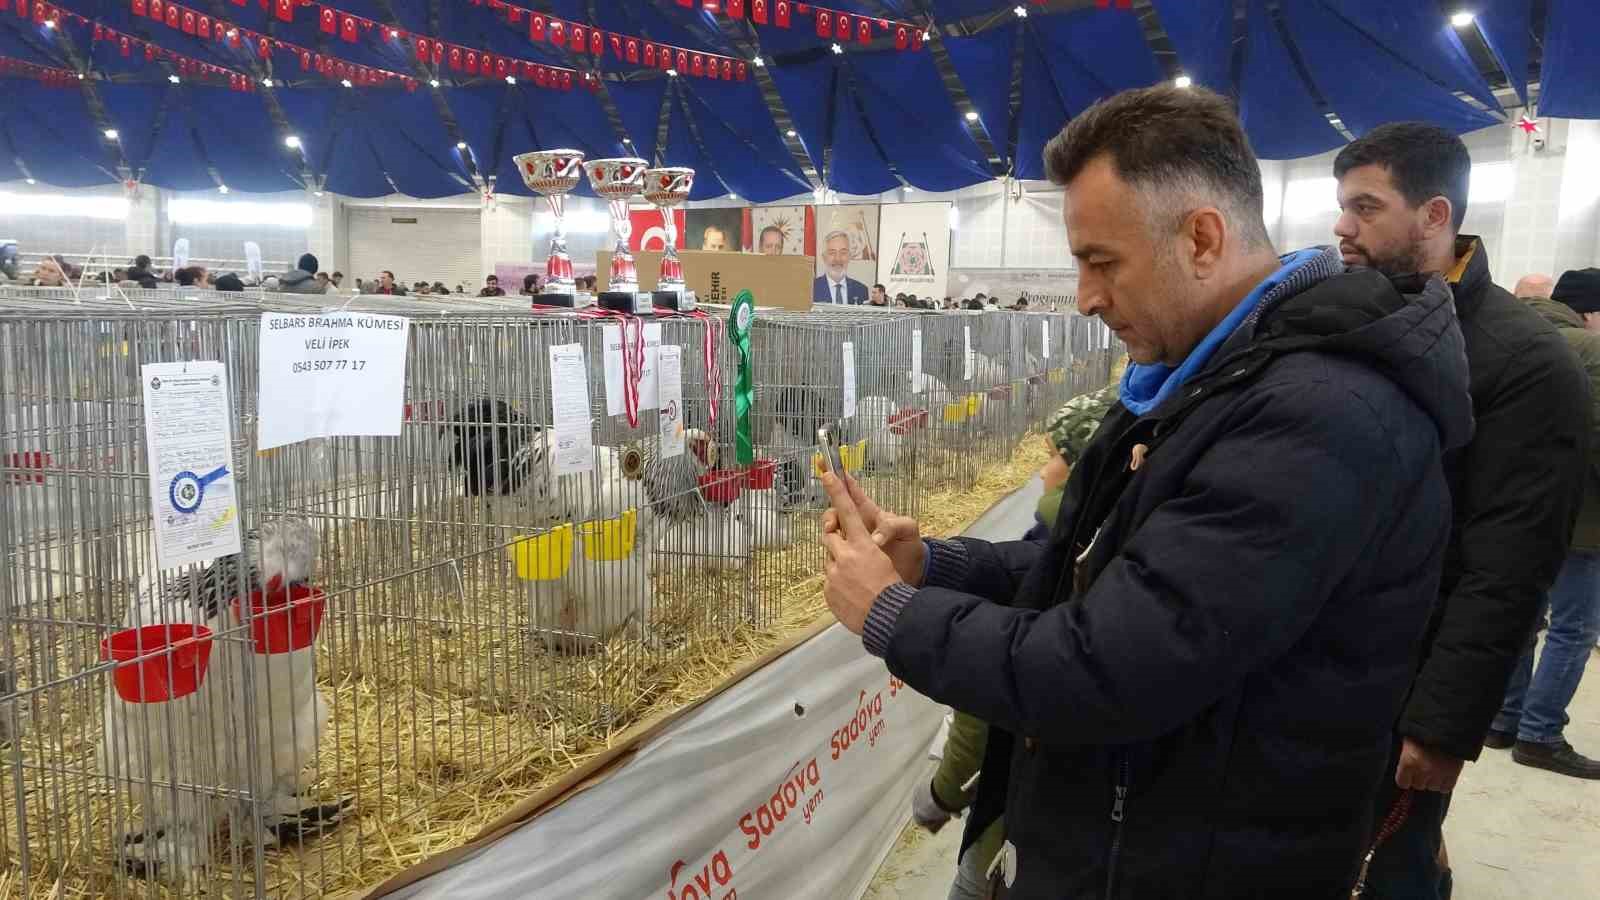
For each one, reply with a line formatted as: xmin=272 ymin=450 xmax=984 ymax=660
xmin=99 ymin=517 xmax=345 ymax=879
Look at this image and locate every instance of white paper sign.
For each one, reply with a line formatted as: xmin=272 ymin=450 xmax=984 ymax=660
xmin=963 ymin=325 xmax=975 ymax=381
xmin=603 ymin=323 xmax=663 ymax=417
xmin=842 ymin=341 xmax=857 ymax=420
xmin=1042 ymin=320 xmax=1051 ymax=359
xmin=549 ymin=343 xmax=596 ymax=476
xmin=911 ymin=328 xmax=924 ymax=394
xmin=256 ymin=312 xmax=410 ymax=451
xmin=141 ymin=361 xmax=243 ymax=570
xmin=657 ymin=346 xmax=684 ymax=459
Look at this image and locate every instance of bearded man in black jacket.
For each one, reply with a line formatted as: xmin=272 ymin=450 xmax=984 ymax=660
xmin=1332 ymin=123 xmax=1588 ymax=900
xmin=819 ymin=86 xmax=1474 ymax=899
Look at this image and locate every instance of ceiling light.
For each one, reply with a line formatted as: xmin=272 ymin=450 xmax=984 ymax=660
xmin=261 ymin=77 xmax=274 ymax=87
xmin=1450 ymin=11 xmax=1475 ymax=27
xmin=729 ymin=193 xmax=738 ymax=200
xmin=922 ymin=30 xmax=931 ymax=39
xmin=1174 ymin=74 xmax=1193 ymax=89
xmin=429 ymin=78 xmax=440 ymax=88
xmin=964 ymin=110 xmax=979 ymax=122
xmin=1013 ymin=5 xmax=1027 ymax=17
xmin=25 ymin=178 xmax=36 ymax=185
xmin=752 ymin=56 xmax=765 ymax=67
xmin=389 ymin=29 xmax=400 ymax=39
xmin=623 ymin=137 xmax=633 ymax=144
xmin=284 ymin=135 xmax=302 ymax=149
xmin=904 ymin=185 xmax=915 ymax=193
xmin=786 ymin=129 xmax=797 ymax=138
xmin=830 ymin=43 xmax=843 ymax=54
xmin=313 ymin=190 xmax=324 ymax=197
xmin=226 ymin=29 xmax=237 ymax=39
xmin=505 ymin=75 xmax=517 ymax=84
xmin=667 ymin=68 xmax=678 ymax=76
xmin=42 ymin=19 xmax=54 ymax=28
xmin=456 ymin=141 xmax=467 ymax=150
xmin=341 ymin=78 xmax=353 ymax=88
xmin=103 ymin=129 xmax=119 ymax=140
xmin=76 ymin=72 xmax=84 ymax=80
xmin=168 ymin=74 xmax=181 ymax=84
xmin=218 ymin=184 xmax=229 ymax=194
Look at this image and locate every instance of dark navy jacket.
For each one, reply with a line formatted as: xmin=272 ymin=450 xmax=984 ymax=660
xmin=867 ymin=262 xmax=1474 ymax=898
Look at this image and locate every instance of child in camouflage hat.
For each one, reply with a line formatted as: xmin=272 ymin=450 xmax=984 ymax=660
xmin=912 ymin=382 xmax=1119 ymax=899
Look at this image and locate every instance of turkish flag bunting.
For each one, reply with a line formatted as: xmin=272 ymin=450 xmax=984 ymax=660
xmin=148 ymin=0 xmax=161 ymax=21
xmin=432 ymin=42 xmax=442 ymax=64
xmin=626 ymin=38 xmax=638 ymax=62
xmin=257 ymin=35 xmax=270 ymax=57
xmin=703 ymin=0 xmax=718 ymax=11
xmin=508 ymin=4 xmax=521 ymax=21
xmin=911 ymin=28 xmax=923 ymax=50
xmin=691 ymin=53 xmax=704 ymax=76
xmin=274 ymin=0 xmax=290 ymax=22
xmin=611 ymin=34 xmax=622 ymax=58
xmin=894 ymin=24 xmax=907 ymax=49
xmin=660 ymin=46 xmax=672 ymax=71
xmin=120 ymin=35 xmax=131 ymax=55
xmin=415 ymin=36 xmax=428 ymax=59
xmin=465 ymin=50 xmax=478 ymax=74
xmin=320 ymin=8 xmax=334 ymax=32
xmin=300 ymin=49 xmax=311 ymax=69
xmin=727 ymin=0 xmax=743 ymax=17
xmin=815 ymin=9 xmax=829 ymax=37
xmin=569 ymin=24 xmax=584 ymax=49
xmin=534 ymin=65 xmax=548 ymax=86
xmin=131 ymin=0 xmax=145 ymax=15
xmin=549 ymin=19 xmax=565 ymax=46
xmin=449 ymin=46 xmax=461 ymax=69
xmin=644 ymin=43 xmax=655 ymax=66
xmin=182 ymin=9 xmax=194 ymax=32
xmin=591 ymin=29 xmax=603 ymax=53
xmin=751 ymin=0 xmax=765 ymax=24
xmin=735 ymin=60 xmax=746 ymax=80
xmin=677 ymin=49 xmax=688 ymax=72
xmin=228 ymin=28 xmax=239 ymax=46
xmin=676 ymin=0 xmax=690 ymax=5
xmin=340 ymin=14 xmax=356 ymax=41
xmin=775 ymin=0 xmax=789 ymax=28
xmin=145 ymin=43 xmax=155 ymax=60
xmin=496 ymin=57 xmax=509 ymax=78
xmin=197 ymin=14 xmax=209 ymax=36
xmin=560 ymin=71 xmax=571 ymax=90
xmin=837 ymin=13 xmax=850 ymax=40
xmin=92 ymin=22 xmax=101 ymax=37
xmin=530 ymin=14 xmax=544 ymax=40
xmin=164 ymin=5 xmax=177 ymax=27
xmin=722 ymin=58 xmax=732 ymax=79
xmin=857 ymin=19 xmax=871 ymax=44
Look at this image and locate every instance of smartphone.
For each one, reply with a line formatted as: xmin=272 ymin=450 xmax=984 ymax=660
xmin=817 ymin=425 xmax=845 ymax=477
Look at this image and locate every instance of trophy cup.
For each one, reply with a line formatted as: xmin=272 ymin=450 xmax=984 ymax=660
xmin=514 ymin=148 xmax=585 ymax=307
xmin=584 ymin=156 xmax=651 ymax=314
xmin=643 ymin=167 xmax=696 ymax=311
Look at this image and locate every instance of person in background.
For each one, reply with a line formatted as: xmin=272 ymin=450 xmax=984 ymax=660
xmin=1332 ymin=122 xmax=1586 ymax=899
xmin=1015 ymin=298 xmax=1030 ymax=311
xmin=279 ymin=253 xmax=326 ymax=294
xmin=314 ymin=272 xmax=332 ymax=292
xmin=813 ymin=230 xmax=868 ymax=304
xmin=126 ymin=254 xmax=158 ymax=289
xmin=213 ymin=273 xmax=245 ymax=292
xmin=820 ymin=85 xmax=1473 ymax=898
xmin=175 ymin=266 xmax=208 ymax=288
xmin=415 ymin=282 xmax=433 ymax=295
xmin=759 ymin=225 xmax=785 ymax=255
xmin=479 ymin=274 xmax=506 ymax=297
xmin=376 ymin=270 xmax=406 ymax=296
xmin=523 ymin=273 xmax=542 ymax=296
xmin=1478 ymin=270 xmax=1600 ymax=780
xmin=701 ymin=225 xmax=730 ymax=252
xmin=912 ymin=384 xmax=1120 ymax=900
xmin=869 ymin=283 xmax=889 ymax=306
xmin=432 ymin=281 xmax=449 ymax=295
xmin=29 ymin=258 xmax=67 ymax=287
xmin=330 ymin=271 xmax=344 ymax=289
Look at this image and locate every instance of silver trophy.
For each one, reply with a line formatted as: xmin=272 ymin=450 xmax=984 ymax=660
xmin=643 ymin=166 xmax=695 ymax=310
xmin=514 ymin=148 xmax=585 ymax=304
xmin=584 ymin=157 xmax=649 ymax=310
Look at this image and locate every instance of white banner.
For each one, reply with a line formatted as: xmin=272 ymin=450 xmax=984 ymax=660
xmin=381 ymin=625 xmax=944 ymax=900
xmin=877 ymin=201 xmax=951 ymax=299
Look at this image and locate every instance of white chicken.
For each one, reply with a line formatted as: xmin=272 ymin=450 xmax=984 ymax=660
xmin=742 ymin=472 xmax=792 ymax=551
xmin=99 ymin=517 xmax=344 ymax=879
xmin=655 ymin=503 xmax=751 ymax=573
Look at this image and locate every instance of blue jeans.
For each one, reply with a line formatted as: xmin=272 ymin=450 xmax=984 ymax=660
xmin=1492 ymin=549 xmax=1600 ymax=744
xmin=946 ymin=844 xmax=989 ymax=900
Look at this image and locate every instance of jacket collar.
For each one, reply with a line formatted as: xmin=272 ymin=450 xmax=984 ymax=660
xmin=1448 ymin=235 xmax=1492 ymax=314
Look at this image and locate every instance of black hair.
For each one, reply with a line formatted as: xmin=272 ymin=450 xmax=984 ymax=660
xmin=134 ymin=254 xmax=151 ymax=269
xmin=297 ymin=252 xmax=319 ymax=274
xmin=1333 ymin=122 xmax=1471 ymax=233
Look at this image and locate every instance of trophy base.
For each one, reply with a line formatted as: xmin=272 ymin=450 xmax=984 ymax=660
xmin=653 ymin=289 xmax=697 ymax=312
xmin=599 ymin=291 xmax=654 ymax=315
xmin=533 ymin=292 xmax=576 ymax=309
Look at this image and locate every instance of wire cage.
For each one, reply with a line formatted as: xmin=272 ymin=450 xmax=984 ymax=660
xmin=0 ymin=283 xmax=1118 ymax=899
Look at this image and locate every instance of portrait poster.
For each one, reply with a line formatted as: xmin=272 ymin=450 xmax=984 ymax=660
xmin=685 ymin=208 xmax=744 ymax=253
xmin=813 ymin=204 xmax=880 ymax=304
xmin=744 ymin=205 xmax=815 ymax=256
xmin=876 ymin=201 xmax=950 ymax=300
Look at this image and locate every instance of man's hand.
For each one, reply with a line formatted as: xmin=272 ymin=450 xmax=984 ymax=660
xmin=822 ymin=469 xmax=927 ymax=587
xmin=911 ymin=778 xmax=954 ymax=834
xmin=1395 ymin=737 xmax=1464 ymax=793
xmin=821 ymin=472 xmax=908 ymax=634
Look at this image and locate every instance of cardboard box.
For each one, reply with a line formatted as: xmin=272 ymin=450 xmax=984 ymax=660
xmin=597 ymin=250 xmax=814 ymax=311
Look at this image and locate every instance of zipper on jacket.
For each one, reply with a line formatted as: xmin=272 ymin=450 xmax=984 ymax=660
xmin=1104 ymin=755 xmax=1130 ymax=900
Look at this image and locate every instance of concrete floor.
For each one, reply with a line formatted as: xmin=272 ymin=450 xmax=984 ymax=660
xmin=866 ymin=648 xmax=1600 ymax=900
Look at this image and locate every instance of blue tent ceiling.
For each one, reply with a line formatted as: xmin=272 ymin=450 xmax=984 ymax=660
xmin=0 ymin=1 xmax=1585 ymax=197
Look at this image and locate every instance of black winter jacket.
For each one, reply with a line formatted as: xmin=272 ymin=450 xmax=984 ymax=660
xmin=1397 ymin=238 xmax=1588 ymax=761
xmin=871 ymin=258 xmax=1474 ymax=899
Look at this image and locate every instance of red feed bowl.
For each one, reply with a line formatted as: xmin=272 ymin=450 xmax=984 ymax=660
xmin=233 ymin=584 xmax=328 ymax=655
xmin=698 ymin=470 xmax=744 ymax=505
xmin=887 ymin=407 xmax=929 ymax=436
xmin=100 ymin=624 xmax=215 ymax=703
xmin=747 ymin=459 xmax=777 ymax=491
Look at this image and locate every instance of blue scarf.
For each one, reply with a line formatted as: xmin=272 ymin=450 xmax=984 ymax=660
xmin=1119 ymin=249 xmax=1325 ymax=416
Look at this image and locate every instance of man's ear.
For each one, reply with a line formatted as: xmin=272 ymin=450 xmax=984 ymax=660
xmin=1184 ymin=207 xmax=1228 ymax=280
xmin=1421 ymin=196 xmax=1454 ymax=239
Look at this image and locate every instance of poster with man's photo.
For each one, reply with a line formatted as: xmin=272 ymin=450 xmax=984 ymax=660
xmin=685 ymin=208 xmax=744 ymax=253
xmin=744 ymin=206 xmax=815 ymax=257
xmin=876 ymin=201 xmax=951 ymax=301
xmin=813 ymin=205 xmax=879 ymax=305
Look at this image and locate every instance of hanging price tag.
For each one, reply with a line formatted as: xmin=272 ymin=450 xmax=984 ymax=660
xmin=657 ymin=345 xmax=684 ymax=459
xmin=842 ymin=341 xmax=857 ymax=419
xmin=548 ymin=343 xmax=595 ymax=476
xmin=911 ymin=328 xmax=924 ymax=394
xmin=1042 ymin=320 xmax=1050 ymax=359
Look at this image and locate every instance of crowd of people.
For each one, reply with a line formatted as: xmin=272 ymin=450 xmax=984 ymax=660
xmin=821 ymin=85 xmax=1600 ymax=900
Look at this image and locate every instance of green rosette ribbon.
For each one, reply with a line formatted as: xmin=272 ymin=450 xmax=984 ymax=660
xmin=728 ymin=290 xmax=756 ymax=466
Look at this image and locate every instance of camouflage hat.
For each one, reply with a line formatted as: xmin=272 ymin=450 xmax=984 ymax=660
xmin=1045 ymin=385 xmax=1117 ymax=465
